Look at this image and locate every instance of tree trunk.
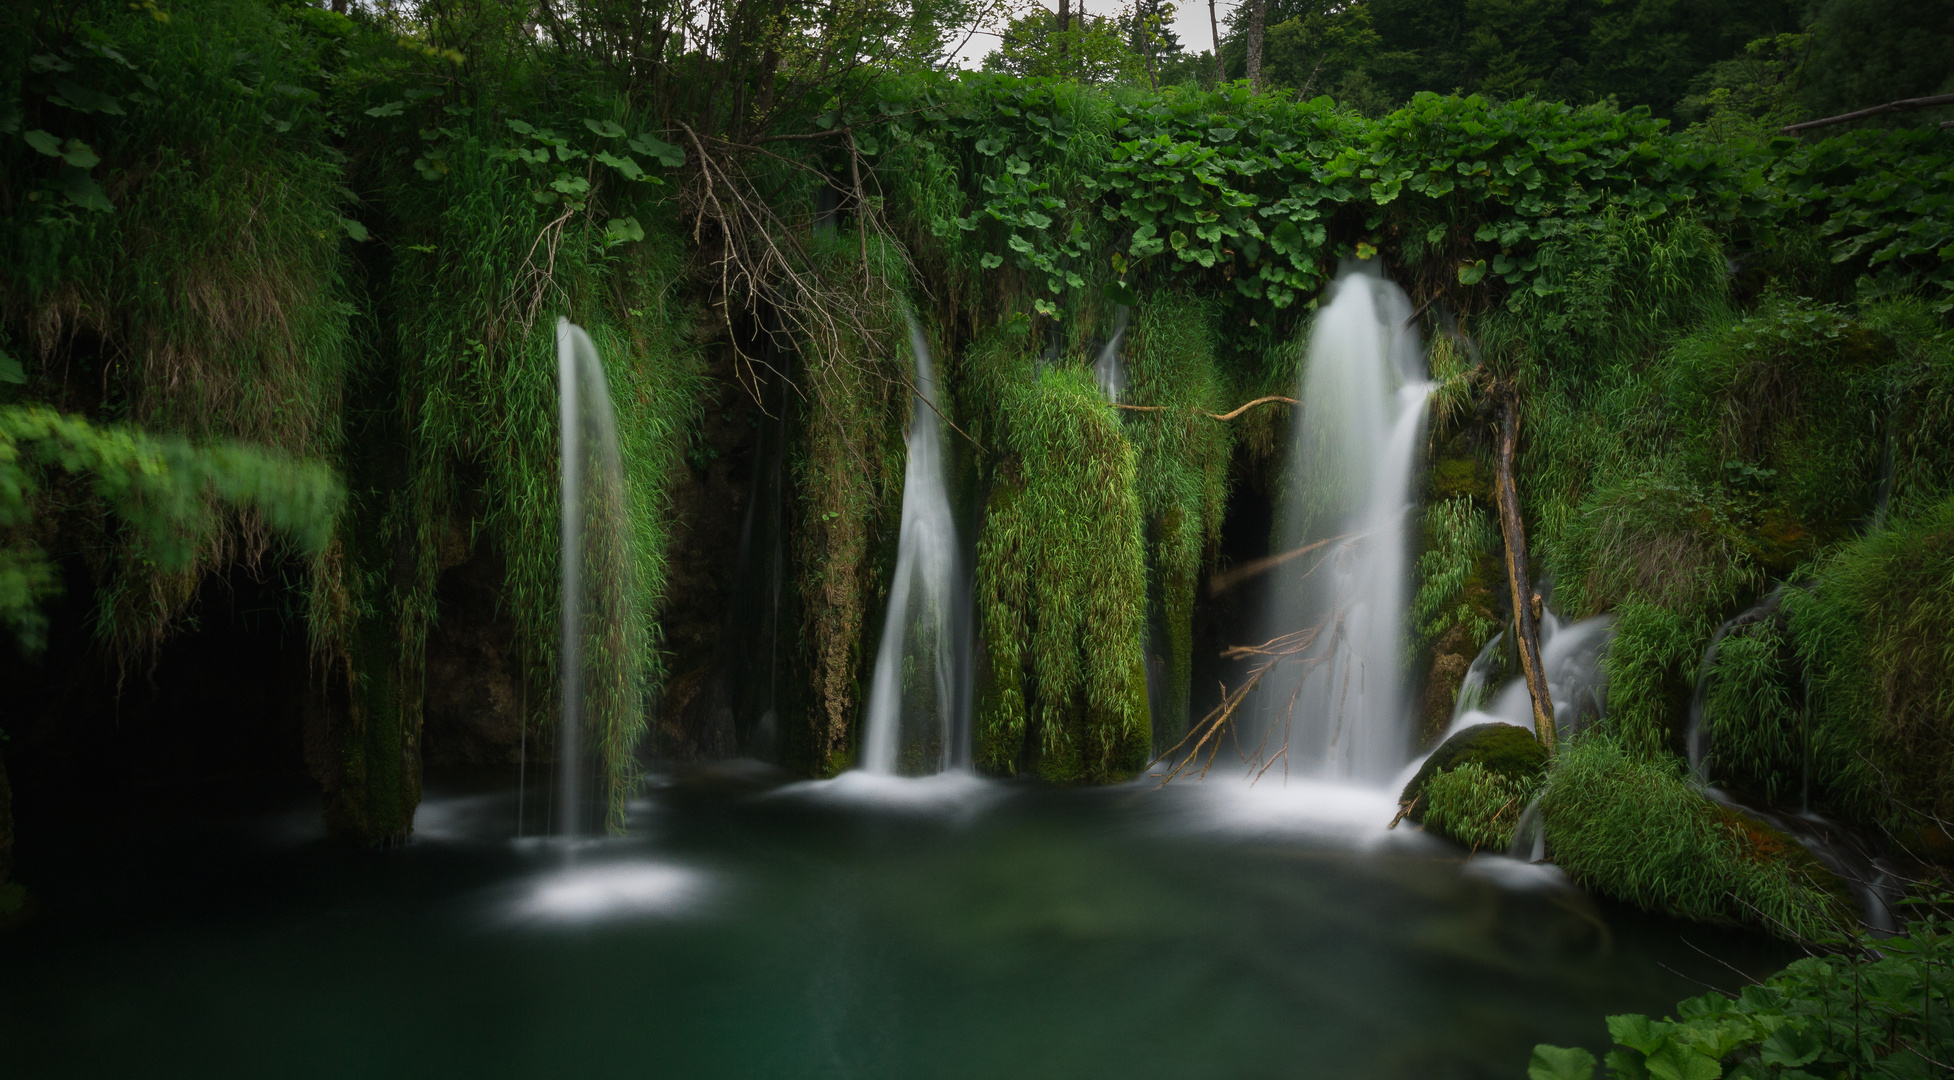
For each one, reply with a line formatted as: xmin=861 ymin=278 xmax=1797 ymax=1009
xmin=1057 ymin=0 xmax=1071 ymax=62
xmin=1245 ymin=0 xmax=1267 ymax=92
xmin=1208 ymin=0 xmax=1224 ymax=84
xmin=0 ymin=746 xmax=13 ymax=886
xmin=1495 ymin=389 xmax=1556 ymax=754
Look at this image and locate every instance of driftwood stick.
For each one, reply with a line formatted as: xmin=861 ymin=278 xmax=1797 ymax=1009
xmin=1206 ymin=533 xmax=1350 ymax=596
xmin=1494 ymin=386 xmax=1556 ymax=754
xmin=1781 ymin=93 xmax=1954 ymax=135
xmin=1111 ymin=395 xmax=1298 ymax=420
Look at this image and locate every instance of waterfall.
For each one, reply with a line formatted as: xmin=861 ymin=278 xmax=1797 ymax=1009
xmin=859 ymin=318 xmax=971 ymax=775
xmin=1262 ymin=260 xmax=1431 ymax=782
xmin=554 ymin=319 xmax=636 ymax=838
xmin=1685 ymin=587 xmax=1784 ymax=787
xmin=1093 ymin=306 xmax=1129 ymax=402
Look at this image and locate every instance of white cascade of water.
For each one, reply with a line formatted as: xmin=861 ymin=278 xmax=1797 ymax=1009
xmin=1262 ymin=261 xmax=1431 ymax=782
xmin=1685 ymin=587 xmax=1785 ymax=787
xmin=1093 ymin=306 xmax=1129 ymax=402
xmin=860 ymin=318 xmax=971 ymax=775
xmin=553 ymin=318 xmax=635 ymax=837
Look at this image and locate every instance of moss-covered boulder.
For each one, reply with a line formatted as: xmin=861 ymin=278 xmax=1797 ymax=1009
xmin=1401 ymin=723 xmax=1547 ymax=809
xmin=1398 ymin=722 xmax=1548 ymax=852
xmin=1541 ymin=735 xmax=1855 ymax=939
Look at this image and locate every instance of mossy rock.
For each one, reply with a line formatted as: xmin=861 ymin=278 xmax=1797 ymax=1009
xmin=1708 ymin=804 xmax=1856 ymax=918
xmin=1399 ymin=722 xmax=1547 ymax=817
xmin=1426 ymin=454 xmax=1493 ymax=506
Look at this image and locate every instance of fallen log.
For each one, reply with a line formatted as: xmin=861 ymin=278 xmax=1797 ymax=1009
xmin=1493 ymin=386 xmax=1556 ymax=754
xmin=1781 ymin=93 xmax=1954 ymax=135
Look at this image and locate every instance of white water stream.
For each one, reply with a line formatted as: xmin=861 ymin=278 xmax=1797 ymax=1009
xmin=553 ymin=318 xmax=634 ymax=838
xmin=859 ymin=318 xmax=971 ymax=775
xmin=1261 ymin=260 xmax=1431 ymax=782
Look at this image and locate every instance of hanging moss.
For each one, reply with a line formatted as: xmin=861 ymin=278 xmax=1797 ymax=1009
xmin=0 ymin=0 xmax=355 ymax=669
xmin=1119 ymin=293 xmax=1232 ymax=746
xmin=973 ymin=342 xmax=1149 ymax=782
xmin=1778 ymin=496 xmax=1954 ymax=844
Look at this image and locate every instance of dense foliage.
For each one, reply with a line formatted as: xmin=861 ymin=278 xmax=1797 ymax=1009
xmin=1530 ymin=907 xmax=1954 ymax=1080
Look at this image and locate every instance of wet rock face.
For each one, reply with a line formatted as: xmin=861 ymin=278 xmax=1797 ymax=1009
xmin=422 ymin=538 xmax=523 ymax=766
xmin=1420 ymin=650 xmax=1470 ymax=747
xmin=1399 ymin=722 xmax=1547 ymax=811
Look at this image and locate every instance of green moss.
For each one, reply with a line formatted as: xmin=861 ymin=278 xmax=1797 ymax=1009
xmin=1121 ymin=294 xmax=1232 ymax=745
xmin=1401 ymin=722 xmax=1548 ymax=809
xmin=1780 ymin=494 xmax=1954 ymax=839
xmin=1420 ymin=762 xmax=1538 ymax=853
xmin=1541 ymin=734 xmax=1852 ymax=940
xmin=974 ymin=354 xmax=1150 ymax=782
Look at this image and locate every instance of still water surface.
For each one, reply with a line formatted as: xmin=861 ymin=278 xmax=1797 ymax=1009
xmin=1 ymin=766 xmax=1792 ymax=1079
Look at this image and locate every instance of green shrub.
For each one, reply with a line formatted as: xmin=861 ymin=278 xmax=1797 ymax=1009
xmin=1528 ymin=908 xmax=1954 ymax=1080
xmin=1422 ymin=761 xmax=1539 ymax=853
xmin=0 ymin=404 xmax=342 ymax=650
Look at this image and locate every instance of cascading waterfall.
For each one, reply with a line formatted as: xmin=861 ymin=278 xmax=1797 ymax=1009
xmin=1093 ymin=306 xmax=1129 ymax=402
xmin=1262 ymin=260 xmax=1431 ymax=782
xmin=859 ymin=318 xmax=972 ymax=775
xmin=1685 ymin=586 xmax=1785 ymax=787
xmin=553 ymin=318 xmax=636 ymax=837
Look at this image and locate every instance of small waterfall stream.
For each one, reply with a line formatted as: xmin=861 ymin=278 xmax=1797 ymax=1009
xmin=859 ymin=318 xmax=972 ymax=775
xmin=553 ymin=318 xmax=636 ymax=838
xmin=1093 ymin=306 xmax=1129 ymax=402
xmin=1261 ymin=260 xmax=1431 ymax=782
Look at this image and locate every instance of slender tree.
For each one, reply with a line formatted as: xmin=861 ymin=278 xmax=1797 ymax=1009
xmin=1208 ymin=0 xmax=1224 ymax=82
xmin=1245 ymin=0 xmax=1266 ymax=90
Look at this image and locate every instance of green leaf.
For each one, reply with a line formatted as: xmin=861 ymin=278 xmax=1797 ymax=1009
xmin=974 ymin=137 xmax=1005 ymax=156
xmin=340 ymin=218 xmax=368 ymax=242
xmin=23 ymin=129 xmax=61 ymax=157
xmin=604 ymin=215 xmax=644 ymax=245
xmin=596 ymin=151 xmax=644 ymax=180
xmin=1169 ymin=229 xmax=1188 ymax=251
xmin=57 ymin=165 xmax=112 ymax=212
xmin=583 ymin=118 xmax=624 ymax=138
xmin=979 ymin=252 xmax=1003 ymax=269
xmin=1104 ymin=279 xmax=1138 ymax=306
xmin=1642 ymin=1042 xmax=1720 ymax=1080
xmin=550 ymin=175 xmax=590 ymax=196
xmin=49 ymin=80 xmax=126 ymax=116
xmin=1757 ymin=1024 xmax=1821 ymax=1068
xmin=1607 ymin=1016 xmax=1671 ymax=1056
xmin=1007 ymin=233 xmax=1033 ymax=253
xmin=1528 ymin=1045 xmax=1597 ymax=1080
xmin=1458 ymin=259 xmax=1488 ymax=285
xmin=60 ymin=139 xmax=99 ymax=169
xmin=854 ymin=132 xmax=879 ymax=156
xmin=507 ymin=118 xmax=535 ymax=135
xmin=0 ymin=348 xmax=26 ymax=385
xmin=628 ymin=134 xmax=685 ymax=167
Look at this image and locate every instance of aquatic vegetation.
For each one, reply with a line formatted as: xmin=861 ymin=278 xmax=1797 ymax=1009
xmin=1529 ymin=907 xmax=1954 ymax=1080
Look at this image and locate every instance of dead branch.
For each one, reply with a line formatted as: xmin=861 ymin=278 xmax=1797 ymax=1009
xmin=1782 ymin=93 xmax=1954 ymax=135
xmin=1208 ymin=533 xmax=1351 ymax=597
xmin=1149 ymin=621 xmax=1328 ymax=786
xmin=1494 ymin=385 xmax=1555 ymax=754
xmin=1111 ymin=395 xmax=1297 ymax=421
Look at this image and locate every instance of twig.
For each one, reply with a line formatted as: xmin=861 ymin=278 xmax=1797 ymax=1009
xmin=1207 ymin=534 xmax=1351 ymax=597
xmin=1782 ymin=94 xmax=1954 ymax=135
xmin=1110 ymin=395 xmax=1298 ymax=421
